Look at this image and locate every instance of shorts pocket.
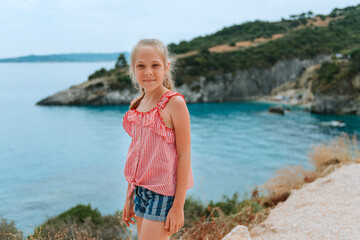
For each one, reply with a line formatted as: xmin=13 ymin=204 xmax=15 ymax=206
xmin=135 ymin=186 xmax=142 ymax=199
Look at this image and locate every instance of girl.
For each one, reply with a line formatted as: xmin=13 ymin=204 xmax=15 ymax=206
xmin=121 ymin=39 xmax=194 ymax=240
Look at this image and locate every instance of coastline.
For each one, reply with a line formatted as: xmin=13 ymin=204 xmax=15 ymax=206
xmin=252 ymin=95 xmax=312 ymax=111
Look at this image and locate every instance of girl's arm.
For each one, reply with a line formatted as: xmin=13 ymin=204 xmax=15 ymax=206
xmin=125 ymin=182 xmax=135 ymax=201
xmin=164 ymin=95 xmax=191 ymax=234
xmin=170 ymin=96 xmax=191 ymax=208
xmin=122 ymin=182 xmax=135 ymax=227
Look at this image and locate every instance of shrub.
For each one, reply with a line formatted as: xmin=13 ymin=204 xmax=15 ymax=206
xmin=30 ymin=204 xmax=128 ymax=240
xmin=316 ymin=61 xmax=340 ymax=83
xmin=308 ymin=133 xmax=360 ymax=170
xmin=0 ymin=217 xmax=23 ymax=240
xmin=88 ymin=68 xmax=108 ymax=80
xmin=183 ymin=196 xmax=207 ymax=224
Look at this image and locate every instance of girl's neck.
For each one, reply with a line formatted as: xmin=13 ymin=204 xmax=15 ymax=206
xmin=142 ymin=86 xmax=170 ymax=103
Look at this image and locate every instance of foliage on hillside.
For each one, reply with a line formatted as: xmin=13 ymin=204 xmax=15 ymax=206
xmin=29 ymin=204 xmax=127 ymax=239
xmin=88 ymin=54 xmax=132 ymax=90
xmin=168 ymin=5 xmax=358 ymax=56
xmin=175 ymin=7 xmax=360 ymax=85
xmin=311 ymin=48 xmax=360 ymax=95
xmin=167 ymin=10 xmax=333 ymax=55
xmin=168 ymin=21 xmax=288 ymax=54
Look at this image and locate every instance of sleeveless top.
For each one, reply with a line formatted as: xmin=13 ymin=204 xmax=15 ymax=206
xmin=122 ymin=90 xmax=194 ymax=198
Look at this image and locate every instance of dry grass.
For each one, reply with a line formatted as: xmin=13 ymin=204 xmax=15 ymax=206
xmin=173 ymin=201 xmax=271 ymax=240
xmin=0 ymin=233 xmax=23 ymax=240
xmin=175 ymin=51 xmax=198 ymax=59
xmin=260 ymin=165 xmax=308 ymax=206
xmin=259 ymin=133 xmax=360 ymax=206
xmin=208 ymin=34 xmax=284 ymax=53
xmin=309 ymin=133 xmax=360 ymax=169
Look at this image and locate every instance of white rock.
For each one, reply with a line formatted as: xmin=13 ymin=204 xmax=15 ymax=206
xmin=222 ymin=225 xmax=251 ymax=240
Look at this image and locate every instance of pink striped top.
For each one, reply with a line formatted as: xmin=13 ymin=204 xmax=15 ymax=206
xmin=122 ymin=90 xmax=194 ymax=199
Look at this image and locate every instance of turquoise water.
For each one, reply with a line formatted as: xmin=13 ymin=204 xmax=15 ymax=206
xmin=1 ymin=63 xmax=359 ymax=235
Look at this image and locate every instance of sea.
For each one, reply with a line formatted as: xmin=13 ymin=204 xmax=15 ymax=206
xmin=1 ymin=62 xmax=359 ymax=236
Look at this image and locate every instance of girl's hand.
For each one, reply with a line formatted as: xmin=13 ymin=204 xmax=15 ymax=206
xmin=122 ymin=198 xmax=136 ymax=227
xmin=165 ymin=206 xmax=184 ymax=235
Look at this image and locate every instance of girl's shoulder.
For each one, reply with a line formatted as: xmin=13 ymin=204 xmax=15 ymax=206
xmin=158 ymin=91 xmax=186 ymax=109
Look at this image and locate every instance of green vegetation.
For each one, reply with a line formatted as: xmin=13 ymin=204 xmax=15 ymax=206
xmin=312 ymin=47 xmax=360 ymax=94
xmin=88 ymin=68 xmax=108 ymax=80
xmin=167 ymin=10 xmax=328 ymax=55
xmin=109 ymin=73 xmax=132 ymax=90
xmin=87 ymin=53 xmax=132 ymax=90
xmin=329 ymin=5 xmax=359 ymax=17
xmin=30 ymin=204 xmax=127 ymax=239
xmin=0 ymin=217 xmax=23 ymax=239
xmin=176 ymin=8 xmax=360 ymax=85
xmin=316 ymin=61 xmax=341 ymax=84
xmin=115 ymin=53 xmax=128 ymax=69
xmin=167 ymin=10 xmax=338 ymax=55
xmin=347 ymin=48 xmax=360 ymax=76
xmin=168 ymin=21 xmax=288 ymax=54
xmin=207 ymin=192 xmax=264 ymax=217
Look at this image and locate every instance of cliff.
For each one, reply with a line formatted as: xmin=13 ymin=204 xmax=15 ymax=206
xmin=310 ymin=57 xmax=360 ymax=115
xmin=36 ymin=55 xmax=329 ymax=106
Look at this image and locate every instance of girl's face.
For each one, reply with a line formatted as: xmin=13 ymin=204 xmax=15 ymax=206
xmin=134 ymin=47 xmax=170 ymax=91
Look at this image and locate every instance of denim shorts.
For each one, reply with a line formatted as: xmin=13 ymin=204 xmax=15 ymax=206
xmin=134 ymin=185 xmax=175 ymax=222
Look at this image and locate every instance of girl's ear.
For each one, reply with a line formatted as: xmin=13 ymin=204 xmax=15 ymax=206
xmin=165 ymin=61 xmax=170 ymax=74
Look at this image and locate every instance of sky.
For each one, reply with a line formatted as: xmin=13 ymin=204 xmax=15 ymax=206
xmin=0 ymin=0 xmax=359 ymax=58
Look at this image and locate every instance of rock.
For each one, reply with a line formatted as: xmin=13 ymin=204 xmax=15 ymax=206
xmin=351 ymin=73 xmax=360 ymax=90
xmin=36 ymin=55 xmax=330 ymax=106
xmin=268 ymin=105 xmax=285 ymax=115
xmin=310 ymin=95 xmax=360 ymax=115
xmin=222 ymin=225 xmax=251 ymax=240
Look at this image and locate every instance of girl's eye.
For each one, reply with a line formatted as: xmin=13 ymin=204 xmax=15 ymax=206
xmin=137 ymin=65 xmax=144 ymax=68
xmin=153 ymin=64 xmax=160 ymax=67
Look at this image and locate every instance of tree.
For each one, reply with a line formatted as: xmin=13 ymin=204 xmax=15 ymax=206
xmin=290 ymin=14 xmax=297 ymax=20
xmin=115 ymin=53 xmax=128 ymax=68
xmin=308 ymin=11 xmax=314 ymax=18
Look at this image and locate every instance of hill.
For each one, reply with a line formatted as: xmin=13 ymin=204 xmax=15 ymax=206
xmin=36 ymin=4 xmax=360 ymax=115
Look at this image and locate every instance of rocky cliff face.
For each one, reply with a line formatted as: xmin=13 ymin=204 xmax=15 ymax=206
xmin=310 ymin=72 xmax=360 ymax=115
xmin=310 ymin=95 xmax=360 ymax=115
xmin=177 ymin=55 xmax=329 ymax=103
xmin=36 ymin=55 xmax=330 ymax=106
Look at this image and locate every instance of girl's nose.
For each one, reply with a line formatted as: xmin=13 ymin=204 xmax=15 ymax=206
xmin=145 ymin=68 xmax=153 ymax=76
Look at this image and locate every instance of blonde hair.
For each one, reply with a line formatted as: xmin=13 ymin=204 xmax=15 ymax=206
xmin=128 ymin=39 xmax=177 ymax=110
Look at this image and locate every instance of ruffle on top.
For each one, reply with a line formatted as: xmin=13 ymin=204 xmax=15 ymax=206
xmin=122 ymin=91 xmax=185 ymax=143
